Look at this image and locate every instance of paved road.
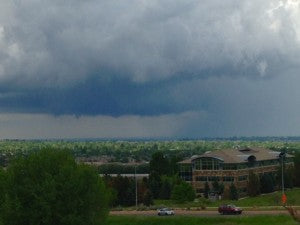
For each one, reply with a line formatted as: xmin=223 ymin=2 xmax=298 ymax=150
xmin=110 ymin=209 xmax=289 ymax=217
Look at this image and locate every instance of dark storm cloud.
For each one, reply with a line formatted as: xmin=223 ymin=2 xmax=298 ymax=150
xmin=0 ymin=0 xmax=300 ymax=117
xmin=0 ymin=76 xmax=190 ymax=115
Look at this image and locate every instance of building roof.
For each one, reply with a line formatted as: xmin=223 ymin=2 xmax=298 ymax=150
xmin=178 ymin=147 xmax=293 ymax=164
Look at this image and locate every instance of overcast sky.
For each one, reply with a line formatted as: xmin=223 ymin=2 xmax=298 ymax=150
xmin=0 ymin=0 xmax=300 ymax=139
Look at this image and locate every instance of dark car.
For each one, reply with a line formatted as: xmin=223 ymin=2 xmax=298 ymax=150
xmin=157 ymin=208 xmax=175 ymax=216
xmin=218 ymin=204 xmax=242 ymax=215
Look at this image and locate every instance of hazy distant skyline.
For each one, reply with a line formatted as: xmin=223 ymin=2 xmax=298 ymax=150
xmin=0 ymin=0 xmax=300 ymax=139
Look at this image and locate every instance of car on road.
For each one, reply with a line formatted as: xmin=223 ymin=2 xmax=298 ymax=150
xmin=218 ymin=204 xmax=243 ymax=215
xmin=157 ymin=208 xmax=175 ymax=216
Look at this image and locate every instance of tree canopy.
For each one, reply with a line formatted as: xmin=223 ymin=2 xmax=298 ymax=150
xmin=171 ymin=181 xmax=195 ymax=203
xmin=149 ymin=152 xmax=170 ymax=176
xmin=0 ymin=149 xmax=110 ymax=225
xmin=248 ymin=171 xmax=261 ymax=197
xmin=260 ymin=173 xmax=275 ymax=193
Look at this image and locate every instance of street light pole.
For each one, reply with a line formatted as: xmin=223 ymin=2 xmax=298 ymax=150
xmin=135 ymin=165 xmax=138 ymax=209
xmin=279 ymin=150 xmax=286 ymax=200
xmin=281 ymin=156 xmax=284 ymax=195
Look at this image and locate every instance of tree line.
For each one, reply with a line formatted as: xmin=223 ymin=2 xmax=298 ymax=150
xmin=1 ymin=139 xmax=300 ymax=167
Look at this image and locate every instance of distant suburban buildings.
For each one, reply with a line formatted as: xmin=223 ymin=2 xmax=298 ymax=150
xmin=178 ymin=147 xmax=294 ymax=196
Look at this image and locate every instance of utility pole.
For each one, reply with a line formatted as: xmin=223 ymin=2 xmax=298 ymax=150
xmin=279 ymin=151 xmax=287 ymax=205
xmin=135 ymin=165 xmax=138 ymax=210
xmin=279 ymin=151 xmax=286 ymax=195
xmin=281 ymin=156 xmax=284 ymax=195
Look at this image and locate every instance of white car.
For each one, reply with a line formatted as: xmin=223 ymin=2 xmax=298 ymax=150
xmin=157 ymin=208 xmax=175 ymax=216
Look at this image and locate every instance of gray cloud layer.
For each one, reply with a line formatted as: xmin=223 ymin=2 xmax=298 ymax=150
xmin=0 ymin=112 xmax=200 ymax=139
xmin=0 ymin=0 xmax=300 ymax=138
xmin=1 ymin=0 xmax=299 ymax=86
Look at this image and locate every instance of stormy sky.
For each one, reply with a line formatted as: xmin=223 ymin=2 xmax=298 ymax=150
xmin=0 ymin=0 xmax=300 ymax=139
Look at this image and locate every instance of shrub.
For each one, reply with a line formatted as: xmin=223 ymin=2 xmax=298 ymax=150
xmin=171 ymin=182 xmax=196 ymax=203
xmin=137 ymin=206 xmax=148 ymax=211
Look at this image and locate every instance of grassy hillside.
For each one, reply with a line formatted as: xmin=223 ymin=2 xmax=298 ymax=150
xmin=106 ymin=215 xmax=298 ymax=225
xmin=222 ymin=188 xmax=300 ymax=207
xmin=153 ymin=188 xmax=300 ymax=208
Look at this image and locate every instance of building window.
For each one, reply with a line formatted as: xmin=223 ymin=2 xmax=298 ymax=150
xmin=196 ymin=176 xmax=207 ymax=181
xmin=238 ymin=163 xmax=248 ymax=169
xmin=208 ymin=176 xmax=220 ymax=181
xmin=195 ymin=176 xmax=220 ymax=182
xmin=202 ymin=158 xmax=213 ymax=170
xmin=182 ymin=175 xmax=192 ymax=181
xmin=179 ymin=164 xmax=192 ymax=181
xmin=238 ymin=175 xmax=248 ymax=181
xmin=193 ymin=158 xmax=221 ymax=170
xmin=223 ymin=176 xmax=234 ymax=182
xmin=223 ymin=164 xmax=237 ymax=170
xmin=194 ymin=160 xmax=201 ymax=170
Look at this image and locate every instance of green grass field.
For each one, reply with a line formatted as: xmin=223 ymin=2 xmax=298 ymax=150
xmin=153 ymin=188 xmax=300 ymax=209
xmin=106 ymin=215 xmax=298 ymax=225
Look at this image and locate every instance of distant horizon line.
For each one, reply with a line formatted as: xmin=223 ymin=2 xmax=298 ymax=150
xmin=1 ymin=136 xmax=300 ymax=142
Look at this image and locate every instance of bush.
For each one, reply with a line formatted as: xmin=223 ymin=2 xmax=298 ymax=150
xmin=137 ymin=206 xmax=148 ymax=211
xmin=229 ymin=183 xmax=239 ymax=200
xmin=149 ymin=205 xmax=159 ymax=210
xmin=0 ymin=149 xmax=110 ymax=225
xmin=199 ymin=204 xmax=206 ymax=210
xmin=171 ymin=182 xmax=196 ymax=203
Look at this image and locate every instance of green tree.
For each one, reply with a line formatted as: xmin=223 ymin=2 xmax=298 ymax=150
xmin=149 ymin=152 xmax=169 ymax=176
xmin=148 ymin=172 xmax=162 ymax=199
xmin=285 ymin=166 xmax=294 ymax=188
xmin=294 ymin=152 xmax=300 ymax=187
xmin=0 ymin=168 xmax=6 ymax=211
xmin=218 ymin=183 xmax=225 ymax=195
xmin=276 ymin=164 xmax=294 ymax=189
xmin=229 ymin=183 xmax=238 ymax=200
xmin=109 ymin=176 xmax=135 ymax=206
xmin=0 ymin=149 xmax=110 ymax=225
xmin=212 ymin=180 xmax=219 ymax=193
xmin=169 ymin=155 xmax=182 ymax=175
xmin=260 ymin=173 xmax=275 ymax=193
xmin=171 ymin=182 xmax=195 ymax=203
xmin=212 ymin=181 xmax=224 ymax=196
xmin=143 ymin=190 xmax=153 ymax=206
xmin=160 ymin=177 xmax=172 ymax=199
xmin=248 ymin=171 xmax=260 ymax=197
xmin=204 ymin=182 xmax=210 ymax=199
